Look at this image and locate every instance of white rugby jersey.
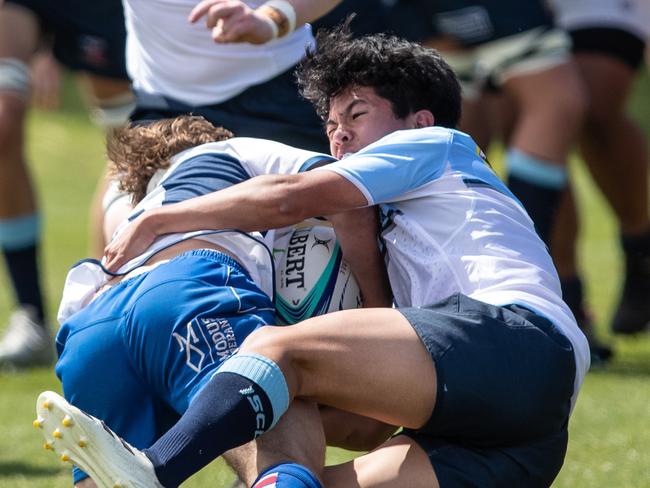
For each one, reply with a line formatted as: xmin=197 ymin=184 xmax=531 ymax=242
xmin=317 ymin=127 xmax=590 ymax=395
xmin=58 ymin=138 xmax=333 ymax=323
xmin=123 ymin=0 xmax=315 ymax=105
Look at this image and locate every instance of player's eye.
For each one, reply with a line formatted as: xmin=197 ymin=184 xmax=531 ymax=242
xmin=351 ymin=112 xmax=367 ymax=120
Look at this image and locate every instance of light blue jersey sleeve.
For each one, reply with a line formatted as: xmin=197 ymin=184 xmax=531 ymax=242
xmin=315 ymin=127 xmax=453 ymax=204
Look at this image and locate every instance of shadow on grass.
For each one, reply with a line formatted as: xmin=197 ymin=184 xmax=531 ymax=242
xmin=0 ymin=460 xmax=62 ymax=477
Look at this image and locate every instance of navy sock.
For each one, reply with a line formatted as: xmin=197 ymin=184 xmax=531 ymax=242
xmin=507 ymin=175 xmax=562 ymax=244
xmin=2 ymin=244 xmax=45 ymax=322
xmin=252 ymin=463 xmax=323 ymax=488
xmin=144 ymin=372 xmax=275 ymax=488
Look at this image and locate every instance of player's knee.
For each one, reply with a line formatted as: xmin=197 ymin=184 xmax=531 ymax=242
xmin=239 ymin=326 xmax=290 ymax=361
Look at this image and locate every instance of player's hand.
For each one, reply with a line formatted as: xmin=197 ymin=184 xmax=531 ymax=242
xmin=30 ymin=51 xmax=62 ymax=110
xmin=189 ymin=0 xmax=277 ymax=44
xmin=103 ymin=218 xmax=157 ymax=272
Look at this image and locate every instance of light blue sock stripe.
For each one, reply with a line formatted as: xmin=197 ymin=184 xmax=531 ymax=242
xmin=216 ymin=353 xmax=290 ymax=429
xmin=507 ymin=148 xmax=567 ymax=189
xmin=0 ymin=214 xmax=40 ymax=250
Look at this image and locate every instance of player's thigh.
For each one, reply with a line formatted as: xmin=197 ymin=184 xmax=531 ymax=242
xmin=0 ymin=3 xmax=40 ymax=59
xmin=505 ymin=61 xmax=584 ymax=112
xmin=240 ymin=307 xmax=437 ymax=429
xmin=574 ymin=53 xmax=636 ymax=120
xmin=324 ymin=434 xmax=439 ymax=488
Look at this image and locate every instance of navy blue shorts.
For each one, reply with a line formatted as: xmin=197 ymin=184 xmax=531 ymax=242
xmin=6 ymin=0 xmax=128 ymax=79
xmin=398 ymin=293 xmax=575 ymax=487
xmin=570 ymin=27 xmax=647 ymax=70
xmin=129 ymin=67 xmax=329 ymax=154
xmin=55 ymin=249 xmax=275 ymax=482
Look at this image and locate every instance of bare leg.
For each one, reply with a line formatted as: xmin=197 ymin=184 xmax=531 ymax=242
xmin=573 ymin=53 xmax=649 ymax=235
xmin=224 ymin=400 xmax=326 ymax=486
xmin=240 ymin=308 xmax=437 ymax=429
xmin=324 ymin=435 xmax=439 ymax=488
xmin=320 ymin=407 xmax=397 ymax=452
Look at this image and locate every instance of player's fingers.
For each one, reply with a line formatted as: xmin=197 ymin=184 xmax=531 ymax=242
xmin=188 ymin=0 xmax=225 ymax=23
xmin=211 ymin=8 xmax=249 ymax=42
xmin=219 ymin=17 xmax=270 ymax=44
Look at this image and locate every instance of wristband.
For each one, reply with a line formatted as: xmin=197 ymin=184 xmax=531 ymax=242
xmin=259 ymin=13 xmax=280 ymax=40
xmin=259 ymin=0 xmax=296 ymax=38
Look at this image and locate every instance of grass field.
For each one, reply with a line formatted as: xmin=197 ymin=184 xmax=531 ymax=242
xmin=1 ymin=72 xmax=650 ymax=487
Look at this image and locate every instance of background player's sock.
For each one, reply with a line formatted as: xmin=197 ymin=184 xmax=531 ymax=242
xmin=0 ymin=214 xmax=45 ymax=321
xmin=252 ymin=463 xmax=323 ymax=488
xmin=145 ymin=354 xmax=290 ymax=487
xmin=506 ymin=148 xmax=567 ymax=243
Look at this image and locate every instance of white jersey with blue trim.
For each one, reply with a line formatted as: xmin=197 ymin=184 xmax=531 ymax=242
xmin=124 ymin=0 xmax=315 ymax=105
xmin=58 ymin=138 xmax=333 ymax=324
xmin=317 ymin=126 xmax=590 ymax=393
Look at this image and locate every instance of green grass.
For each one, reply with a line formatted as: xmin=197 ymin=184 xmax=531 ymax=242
xmin=2 ymin=71 xmax=650 ymax=486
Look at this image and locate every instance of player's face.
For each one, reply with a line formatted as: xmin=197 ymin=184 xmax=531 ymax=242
xmin=326 ymin=86 xmax=418 ymax=159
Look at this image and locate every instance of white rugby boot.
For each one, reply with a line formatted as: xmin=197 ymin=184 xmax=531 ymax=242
xmin=0 ymin=307 xmax=53 ymax=369
xmin=34 ymin=391 xmax=163 ymax=488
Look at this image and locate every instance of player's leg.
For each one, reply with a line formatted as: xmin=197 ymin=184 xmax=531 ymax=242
xmin=0 ymin=2 xmax=51 ymax=367
xmin=141 ymin=306 xmax=436 ymax=486
xmin=550 ymin=187 xmax=613 ymax=365
xmin=496 ymin=29 xmax=586 ymax=242
xmin=224 ymin=399 xmax=326 ymax=488
xmin=569 ymin=30 xmax=650 ymax=334
xmin=324 ymin=435 xmax=439 ymax=488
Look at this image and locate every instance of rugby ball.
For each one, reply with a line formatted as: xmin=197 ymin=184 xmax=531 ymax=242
xmin=274 ymin=223 xmax=363 ymax=324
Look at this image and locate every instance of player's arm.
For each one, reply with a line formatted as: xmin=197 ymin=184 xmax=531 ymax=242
xmin=327 ymin=207 xmax=393 ymax=308
xmin=103 ymin=170 xmax=367 ymax=270
xmin=189 ymin=0 xmax=342 ymax=44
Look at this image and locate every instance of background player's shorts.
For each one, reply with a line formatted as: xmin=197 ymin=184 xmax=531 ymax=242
xmin=129 ymin=67 xmax=329 ymax=153
xmin=442 ymin=26 xmax=571 ymax=99
xmin=551 ymin=0 xmax=650 ymax=43
xmin=398 ymin=293 xmax=576 ymax=487
xmin=6 ymin=0 xmax=128 ymax=79
xmin=55 ymin=249 xmax=275 ymax=482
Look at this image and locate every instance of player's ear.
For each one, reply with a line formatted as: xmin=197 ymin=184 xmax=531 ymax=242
xmin=412 ymin=110 xmax=434 ymax=128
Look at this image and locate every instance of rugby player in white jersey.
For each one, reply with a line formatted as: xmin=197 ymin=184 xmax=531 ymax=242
xmin=39 ymin=29 xmax=590 ymax=488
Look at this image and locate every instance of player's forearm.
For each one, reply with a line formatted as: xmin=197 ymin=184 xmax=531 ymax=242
xmin=328 ymin=208 xmax=393 ymax=308
xmin=142 ymin=174 xmax=311 ymax=236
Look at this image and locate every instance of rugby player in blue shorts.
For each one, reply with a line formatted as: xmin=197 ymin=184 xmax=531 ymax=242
xmin=37 ymin=114 xmax=388 ymax=488
xmin=39 ymin=29 xmax=590 ymax=488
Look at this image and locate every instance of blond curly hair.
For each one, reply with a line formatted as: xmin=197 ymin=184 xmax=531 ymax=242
xmin=107 ymin=115 xmax=233 ymax=203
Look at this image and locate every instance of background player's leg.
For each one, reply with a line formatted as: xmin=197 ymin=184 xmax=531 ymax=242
xmin=0 ymin=3 xmax=51 ymax=367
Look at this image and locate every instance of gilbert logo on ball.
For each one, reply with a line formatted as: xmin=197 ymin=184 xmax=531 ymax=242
xmin=274 ymin=223 xmax=362 ymax=324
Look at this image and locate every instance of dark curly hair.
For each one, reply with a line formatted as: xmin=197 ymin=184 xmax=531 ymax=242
xmin=297 ymin=24 xmax=461 ymax=128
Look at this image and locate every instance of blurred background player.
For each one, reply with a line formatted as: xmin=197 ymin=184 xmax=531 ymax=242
xmin=96 ymin=0 xmax=385 ymax=239
xmin=548 ymin=0 xmax=650 ymax=345
xmin=393 ymin=0 xmax=586 ymax=246
xmin=121 ymin=0 xmax=341 ymax=153
xmin=0 ymin=0 xmax=133 ymax=368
